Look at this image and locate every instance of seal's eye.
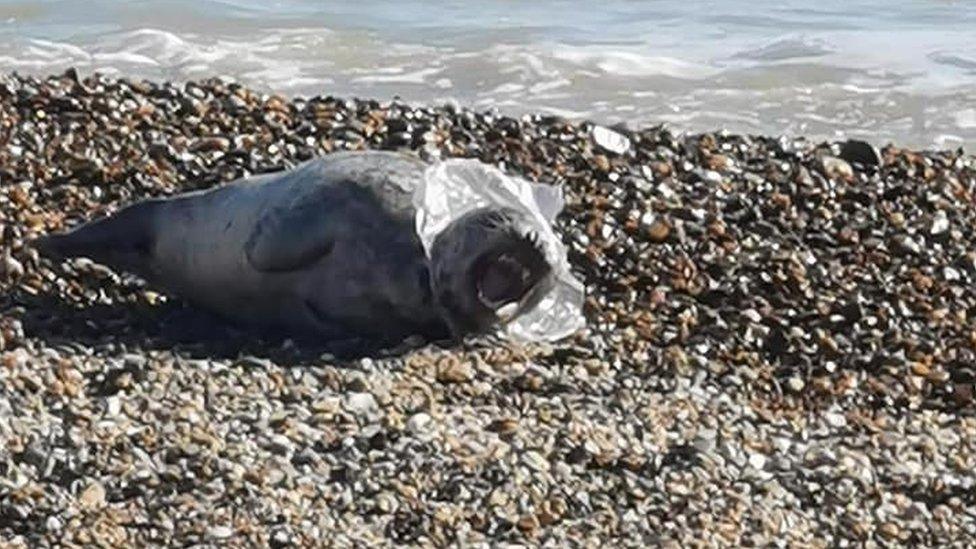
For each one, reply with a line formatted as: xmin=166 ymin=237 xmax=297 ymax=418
xmin=477 ymin=253 xmax=531 ymax=308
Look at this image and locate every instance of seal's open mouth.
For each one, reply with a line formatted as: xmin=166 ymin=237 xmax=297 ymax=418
xmin=476 ymin=252 xmax=532 ymax=308
xmin=415 ymin=158 xmax=585 ymax=341
xmin=470 ymin=231 xmax=552 ymax=324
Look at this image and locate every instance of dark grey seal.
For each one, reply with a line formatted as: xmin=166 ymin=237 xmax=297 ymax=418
xmin=34 ymin=151 xmax=554 ymax=344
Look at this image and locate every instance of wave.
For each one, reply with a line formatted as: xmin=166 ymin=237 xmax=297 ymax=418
xmin=732 ymin=37 xmax=833 ymax=62
xmin=929 ymin=51 xmax=976 ymax=72
xmin=0 ymin=25 xmax=974 ymax=150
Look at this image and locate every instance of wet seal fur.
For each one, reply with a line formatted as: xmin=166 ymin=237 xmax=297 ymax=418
xmin=33 ymin=151 xmax=554 ymax=346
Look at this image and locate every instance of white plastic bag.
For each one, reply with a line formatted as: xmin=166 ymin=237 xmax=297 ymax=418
xmin=414 ymin=158 xmax=585 ymax=342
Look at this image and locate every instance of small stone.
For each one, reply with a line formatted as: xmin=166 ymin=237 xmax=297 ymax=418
xmin=105 ymin=396 xmax=121 ymax=416
xmin=207 ymin=526 xmax=234 ymax=539
xmin=522 ymin=450 xmax=549 ymax=472
xmin=650 ymin=161 xmax=672 ymax=178
xmin=406 ymin=413 xmax=432 ymax=434
xmin=189 ymin=136 xmax=230 ymax=153
xmin=877 ymin=522 xmax=900 ymax=540
xmin=698 ymin=169 xmax=722 ymax=184
xmin=693 ymin=429 xmax=716 ymax=453
xmin=639 ymin=211 xmax=656 ymax=228
xmin=772 ymin=437 xmax=792 ymax=454
xmin=839 ymin=139 xmax=881 ymax=166
xmin=238 ymin=356 xmax=273 ymax=369
xmin=888 ymin=211 xmax=906 ymax=228
xmin=143 ymin=290 xmax=165 ymax=305
xmin=344 ymin=392 xmax=378 ymax=415
xmin=892 ymin=235 xmax=920 ymax=256
xmin=824 ymin=411 xmax=847 ymax=428
xmin=311 ymin=397 xmax=340 ymax=414
xmin=78 ymin=481 xmax=105 ymax=509
xmin=123 ymin=354 xmax=147 ymax=368
xmin=952 ymin=384 xmax=974 ymax=406
xmin=538 ymin=507 xmax=559 ymax=526
xmin=486 ymin=418 xmax=519 ymax=435
xmin=741 ymin=308 xmax=762 ymax=323
xmin=592 ymin=154 xmax=611 ymax=172
xmin=2 ymin=254 xmax=24 ymax=279
xmin=436 ymin=358 xmax=473 ymax=383
xmin=376 ymin=492 xmax=398 ymax=513
xmin=646 ymin=219 xmax=671 ymax=243
xmin=45 ymin=516 xmax=62 ymax=531
xmin=931 ymin=212 xmax=949 ymax=235
xmin=592 ymin=125 xmax=630 ymax=155
xmin=910 ymin=361 xmax=931 ymax=377
xmin=706 ymin=153 xmax=729 ymax=171
xmin=786 ymin=377 xmax=805 ymax=392
xmin=821 ymin=156 xmax=853 ymax=180
xmin=517 ymin=513 xmax=540 ymax=533
xmin=267 ymin=434 xmax=293 ymax=455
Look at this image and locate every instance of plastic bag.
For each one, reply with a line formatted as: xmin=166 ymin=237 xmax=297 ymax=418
xmin=414 ymin=158 xmax=585 ymax=342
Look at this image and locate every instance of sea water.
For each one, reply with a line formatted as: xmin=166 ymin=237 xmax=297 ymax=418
xmin=2 ymin=0 xmax=975 ymax=150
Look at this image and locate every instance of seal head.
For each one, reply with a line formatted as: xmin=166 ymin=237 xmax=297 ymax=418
xmin=429 ymin=207 xmax=554 ymax=337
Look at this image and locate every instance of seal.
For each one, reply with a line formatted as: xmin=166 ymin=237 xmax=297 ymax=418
xmin=33 ymin=151 xmax=555 ymax=344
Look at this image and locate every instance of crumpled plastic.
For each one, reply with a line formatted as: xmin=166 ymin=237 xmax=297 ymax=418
xmin=414 ymin=158 xmax=586 ymax=342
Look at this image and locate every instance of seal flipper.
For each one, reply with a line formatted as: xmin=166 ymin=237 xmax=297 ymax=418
xmin=245 ymin=193 xmax=337 ymax=272
xmin=33 ymin=199 xmax=162 ymax=276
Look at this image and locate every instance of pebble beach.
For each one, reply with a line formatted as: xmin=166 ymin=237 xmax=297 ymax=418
xmin=1 ymin=70 xmax=976 ymax=546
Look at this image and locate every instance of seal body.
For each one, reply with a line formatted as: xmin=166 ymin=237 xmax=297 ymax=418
xmin=36 ymin=151 xmax=555 ymax=344
xmin=38 ymin=151 xmax=445 ymax=341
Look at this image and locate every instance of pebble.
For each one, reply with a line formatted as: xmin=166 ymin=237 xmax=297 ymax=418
xmin=45 ymin=516 xmax=62 ymax=531
xmin=931 ymin=211 xmax=950 ymax=235
xmin=105 ymin=396 xmax=121 ymax=416
xmin=344 ymin=392 xmax=378 ymax=415
xmin=267 ymin=434 xmax=293 ymax=455
xmin=877 ymin=522 xmax=900 ymax=540
xmin=821 ymin=155 xmax=854 ymax=180
xmin=824 ymin=411 xmax=847 ymax=429
xmin=207 ymin=526 xmax=234 ymax=539
xmin=646 ymin=218 xmax=671 ymax=243
xmin=839 ymin=139 xmax=882 ymax=166
xmin=436 ymin=358 xmax=474 ymax=383
xmin=785 ymin=377 xmax=805 ymax=392
xmin=78 ymin=481 xmax=105 ymax=509
xmin=591 ymin=125 xmax=630 ymax=155
xmin=522 ymin=450 xmax=550 ymax=473
xmin=406 ymin=412 xmax=432 ymax=434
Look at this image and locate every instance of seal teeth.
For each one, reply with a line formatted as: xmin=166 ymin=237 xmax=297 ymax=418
xmin=495 ymin=302 xmax=519 ymax=323
xmin=483 ymin=210 xmax=512 ymax=230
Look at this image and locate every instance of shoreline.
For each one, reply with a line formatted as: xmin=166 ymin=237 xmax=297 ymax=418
xmin=4 ymin=68 xmax=973 ymax=159
xmin=1 ymin=71 xmax=975 ymax=546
